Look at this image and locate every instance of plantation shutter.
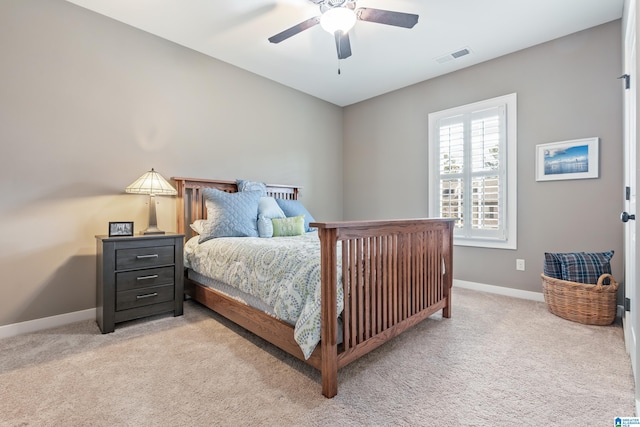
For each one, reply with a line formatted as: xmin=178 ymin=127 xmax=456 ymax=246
xmin=436 ymin=105 xmax=506 ymax=241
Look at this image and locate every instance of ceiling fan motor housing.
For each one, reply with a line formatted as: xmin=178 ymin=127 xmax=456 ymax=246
xmin=319 ymin=0 xmax=356 ymax=13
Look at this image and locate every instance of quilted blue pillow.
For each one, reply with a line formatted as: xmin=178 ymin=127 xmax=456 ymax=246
xmin=275 ymin=199 xmax=316 ymax=232
xmin=554 ymin=251 xmax=614 ymax=284
xmin=199 ymin=188 xmax=261 ymax=242
xmin=236 ymin=179 xmax=267 ymax=196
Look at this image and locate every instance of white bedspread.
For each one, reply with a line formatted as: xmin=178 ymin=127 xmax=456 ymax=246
xmin=184 ymin=232 xmax=343 ymax=359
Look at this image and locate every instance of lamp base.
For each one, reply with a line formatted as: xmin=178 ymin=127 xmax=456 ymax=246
xmin=143 ymin=194 xmax=165 ymax=235
xmin=142 ymin=226 xmax=165 ymax=235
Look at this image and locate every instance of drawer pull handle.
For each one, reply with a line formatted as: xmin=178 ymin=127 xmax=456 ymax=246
xmin=136 ymin=292 xmax=158 ymax=299
xmin=137 ymin=275 xmax=159 ymax=281
xmin=136 ymin=254 xmax=159 ymax=259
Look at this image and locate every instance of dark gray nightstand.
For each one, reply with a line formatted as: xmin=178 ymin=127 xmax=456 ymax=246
xmin=95 ymin=233 xmax=184 ymax=333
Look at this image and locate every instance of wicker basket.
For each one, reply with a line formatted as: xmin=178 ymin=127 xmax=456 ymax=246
xmin=541 ymin=273 xmax=619 ymax=325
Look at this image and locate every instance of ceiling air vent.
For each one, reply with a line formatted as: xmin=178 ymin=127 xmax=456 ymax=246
xmin=435 ymin=47 xmax=471 ymax=64
xmin=451 ymin=48 xmax=470 ymax=58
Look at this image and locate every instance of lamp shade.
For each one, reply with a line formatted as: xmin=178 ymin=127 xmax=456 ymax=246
xmin=125 ymin=168 xmax=177 ymax=196
xmin=125 ymin=168 xmax=176 ymax=235
xmin=320 ymin=7 xmax=356 ymax=34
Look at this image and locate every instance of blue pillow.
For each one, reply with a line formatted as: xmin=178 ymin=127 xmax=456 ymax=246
xmin=275 ymin=199 xmax=316 ymax=232
xmin=236 ymin=179 xmax=267 ymax=196
xmin=543 ymin=253 xmax=563 ymax=279
xmin=199 ymin=188 xmax=261 ymax=242
xmin=557 ymin=251 xmax=614 ymax=284
xmin=257 ymin=197 xmax=285 ymax=238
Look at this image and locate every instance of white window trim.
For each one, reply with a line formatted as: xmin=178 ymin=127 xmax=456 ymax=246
xmin=428 ymin=93 xmax=517 ymax=250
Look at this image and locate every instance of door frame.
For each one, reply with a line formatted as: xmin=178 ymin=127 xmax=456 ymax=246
xmin=623 ymin=0 xmax=640 ymax=413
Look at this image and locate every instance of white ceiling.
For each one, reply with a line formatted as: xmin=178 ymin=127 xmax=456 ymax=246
xmin=65 ymin=0 xmax=624 ymax=107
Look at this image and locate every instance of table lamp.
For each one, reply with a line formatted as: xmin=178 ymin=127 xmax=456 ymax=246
xmin=125 ymin=168 xmax=177 ymax=235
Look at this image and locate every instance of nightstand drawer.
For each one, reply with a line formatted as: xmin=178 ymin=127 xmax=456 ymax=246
xmin=116 ymin=245 xmax=174 ymax=270
xmin=116 ymin=266 xmax=174 ymax=292
xmin=116 ymin=284 xmax=174 ymax=311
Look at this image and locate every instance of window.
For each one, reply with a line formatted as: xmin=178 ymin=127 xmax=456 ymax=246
xmin=428 ymin=93 xmax=517 ymax=249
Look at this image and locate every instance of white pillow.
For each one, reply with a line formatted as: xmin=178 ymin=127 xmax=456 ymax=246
xmin=257 ymin=197 xmax=285 ymax=238
xmin=190 ymin=219 xmax=208 ymax=235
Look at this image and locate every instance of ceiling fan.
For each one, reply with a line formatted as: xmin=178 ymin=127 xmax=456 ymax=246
xmin=268 ymin=0 xmax=419 ymax=60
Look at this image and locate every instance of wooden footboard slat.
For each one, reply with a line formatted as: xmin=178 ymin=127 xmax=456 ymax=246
xmin=391 ymin=234 xmax=398 ymax=326
xmin=374 ymin=237 xmax=384 ymax=334
xmin=415 ymin=232 xmax=422 ymax=314
xmin=429 ymin=231 xmax=434 ymax=307
xmin=379 ymin=236 xmax=384 ymax=333
xmin=368 ymin=238 xmax=373 ymax=337
xmin=401 ymin=233 xmax=409 ymax=319
xmin=341 ymin=241 xmax=350 ymax=350
xmin=363 ymin=237 xmax=371 ymax=340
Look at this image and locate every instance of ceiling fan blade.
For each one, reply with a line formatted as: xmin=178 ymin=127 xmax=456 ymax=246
xmin=356 ymin=8 xmax=419 ymax=29
xmin=268 ymin=16 xmax=320 ymax=44
xmin=334 ymin=31 xmax=352 ymax=60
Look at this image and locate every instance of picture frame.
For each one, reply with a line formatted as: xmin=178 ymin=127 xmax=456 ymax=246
xmin=535 ymin=137 xmax=599 ymax=182
xmin=109 ymin=221 xmax=134 ymax=237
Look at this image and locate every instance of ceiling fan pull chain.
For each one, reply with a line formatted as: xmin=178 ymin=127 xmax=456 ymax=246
xmin=337 ymin=33 xmax=342 ymax=75
xmin=336 ymin=30 xmax=342 ymax=75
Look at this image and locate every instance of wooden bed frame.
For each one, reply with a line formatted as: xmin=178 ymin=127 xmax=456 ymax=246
xmin=174 ymin=177 xmax=454 ymax=398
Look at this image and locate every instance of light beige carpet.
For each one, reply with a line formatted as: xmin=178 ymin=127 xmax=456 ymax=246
xmin=0 ymin=287 xmax=634 ymax=426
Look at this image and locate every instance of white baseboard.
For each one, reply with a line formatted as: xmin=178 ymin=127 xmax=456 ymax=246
xmin=454 ymin=279 xmax=545 ymax=302
xmin=0 ymin=282 xmax=541 ymax=340
xmin=0 ymin=308 xmax=96 ymax=340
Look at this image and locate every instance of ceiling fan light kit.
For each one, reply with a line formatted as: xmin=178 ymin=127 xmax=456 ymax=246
xmin=320 ymin=7 xmax=356 ymax=34
xmin=268 ymin=0 xmax=419 ymax=62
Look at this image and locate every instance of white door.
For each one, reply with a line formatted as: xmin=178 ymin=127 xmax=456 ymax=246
xmin=623 ymin=0 xmax=638 ymax=403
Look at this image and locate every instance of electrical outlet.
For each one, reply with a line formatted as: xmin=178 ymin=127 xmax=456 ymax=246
xmin=516 ymin=259 xmax=525 ymax=271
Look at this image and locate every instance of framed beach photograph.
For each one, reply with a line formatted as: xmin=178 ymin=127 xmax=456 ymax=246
xmin=535 ymin=137 xmax=599 ymax=182
xmin=109 ymin=221 xmax=134 ymax=237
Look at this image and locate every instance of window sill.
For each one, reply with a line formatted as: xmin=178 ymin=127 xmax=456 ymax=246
xmin=454 ymin=237 xmax=517 ymax=250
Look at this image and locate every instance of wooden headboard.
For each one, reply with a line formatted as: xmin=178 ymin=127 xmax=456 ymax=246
xmin=172 ymin=177 xmax=301 ymax=241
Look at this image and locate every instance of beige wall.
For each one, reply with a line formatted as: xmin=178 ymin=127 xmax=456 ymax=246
xmin=343 ymin=21 xmax=623 ymax=294
xmin=0 ymin=0 xmax=343 ymax=326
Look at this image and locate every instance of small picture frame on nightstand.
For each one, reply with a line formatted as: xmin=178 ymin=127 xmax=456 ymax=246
xmin=109 ymin=221 xmax=134 ymax=237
